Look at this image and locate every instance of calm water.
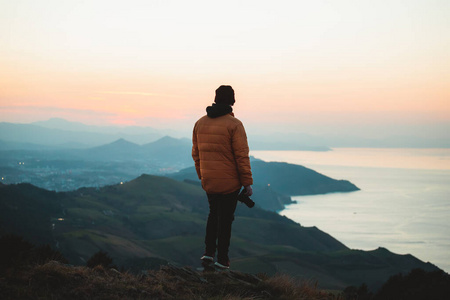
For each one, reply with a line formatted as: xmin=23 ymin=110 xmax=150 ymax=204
xmin=251 ymin=148 xmax=450 ymax=273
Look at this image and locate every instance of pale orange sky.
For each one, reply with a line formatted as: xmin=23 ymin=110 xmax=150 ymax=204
xmin=0 ymin=0 xmax=449 ymax=138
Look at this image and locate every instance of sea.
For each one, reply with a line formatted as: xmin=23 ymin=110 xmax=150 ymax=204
xmin=250 ymin=148 xmax=450 ymax=273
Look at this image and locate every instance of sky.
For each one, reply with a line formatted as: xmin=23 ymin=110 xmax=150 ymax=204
xmin=0 ymin=0 xmax=449 ymax=139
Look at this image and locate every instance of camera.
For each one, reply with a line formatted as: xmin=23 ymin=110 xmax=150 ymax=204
xmin=238 ymin=188 xmax=255 ymax=208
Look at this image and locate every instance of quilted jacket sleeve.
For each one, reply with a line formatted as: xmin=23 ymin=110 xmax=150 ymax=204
xmin=192 ymin=123 xmax=201 ymax=179
xmin=231 ymin=123 xmax=253 ymax=186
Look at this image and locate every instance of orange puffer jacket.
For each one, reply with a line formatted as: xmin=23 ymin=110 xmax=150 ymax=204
xmin=192 ymin=106 xmax=253 ymax=194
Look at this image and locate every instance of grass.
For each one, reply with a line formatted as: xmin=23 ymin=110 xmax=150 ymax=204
xmin=0 ymin=261 xmax=339 ymax=300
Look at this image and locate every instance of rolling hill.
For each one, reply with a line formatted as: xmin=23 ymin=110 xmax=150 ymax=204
xmin=0 ymin=176 xmax=439 ymax=290
xmin=167 ymin=159 xmax=359 ymax=211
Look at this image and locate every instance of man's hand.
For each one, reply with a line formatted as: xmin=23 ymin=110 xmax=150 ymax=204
xmin=244 ymin=185 xmax=253 ymax=196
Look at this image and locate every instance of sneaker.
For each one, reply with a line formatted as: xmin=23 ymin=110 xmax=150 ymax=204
xmin=200 ymin=253 xmax=214 ymax=262
xmin=214 ymin=260 xmax=230 ymax=269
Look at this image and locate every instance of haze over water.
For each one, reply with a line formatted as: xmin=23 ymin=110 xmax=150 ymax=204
xmin=251 ymin=148 xmax=450 ymax=273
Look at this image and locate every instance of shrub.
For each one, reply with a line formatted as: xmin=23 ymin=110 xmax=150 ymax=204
xmin=0 ymin=234 xmax=34 ymax=271
xmin=375 ymin=268 xmax=450 ymax=300
xmin=86 ymin=250 xmax=114 ymax=268
xmin=0 ymin=234 xmax=68 ymax=272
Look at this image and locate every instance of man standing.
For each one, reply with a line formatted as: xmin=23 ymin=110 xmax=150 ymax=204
xmin=192 ymin=85 xmax=253 ymax=269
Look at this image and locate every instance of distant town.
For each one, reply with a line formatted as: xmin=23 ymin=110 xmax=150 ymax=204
xmin=0 ymin=158 xmax=180 ymax=191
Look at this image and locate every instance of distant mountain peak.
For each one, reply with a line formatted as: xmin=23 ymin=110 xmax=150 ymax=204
xmin=47 ymin=117 xmax=72 ymax=122
xmin=87 ymin=138 xmax=141 ymax=154
xmin=159 ymin=135 xmax=178 ymax=141
xmin=143 ymin=135 xmax=190 ymax=148
xmin=112 ymin=138 xmax=132 ymax=144
xmin=105 ymin=138 xmax=139 ymax=147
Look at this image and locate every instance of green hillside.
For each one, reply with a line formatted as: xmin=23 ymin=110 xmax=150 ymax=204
xmin=0 ymin=176 xmax=439 ymax=290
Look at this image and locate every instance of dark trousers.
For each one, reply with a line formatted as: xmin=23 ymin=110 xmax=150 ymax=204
xmin=205 ymin=190 xmax=239 ymax=262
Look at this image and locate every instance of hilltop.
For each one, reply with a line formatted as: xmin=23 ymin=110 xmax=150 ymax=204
xmin=0 ymin=175 xmax=439 ymax=291
xmin=2 ymin=260 xmax=449 ymax=300
xmin=1 ymin=235 xmax=448 ymax=300
xmin=1 ymin=261 xmax=336 ymax=300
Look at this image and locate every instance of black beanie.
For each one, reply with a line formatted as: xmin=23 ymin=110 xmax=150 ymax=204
xmin=214 ymin=85 xmax=235 ymax=106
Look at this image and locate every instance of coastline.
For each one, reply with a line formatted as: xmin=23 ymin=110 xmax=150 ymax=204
xmin=251 ymin=148 xmax=450 ymax=273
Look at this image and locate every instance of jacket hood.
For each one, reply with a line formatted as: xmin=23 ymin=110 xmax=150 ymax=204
xmin=206 ymin=103 xmax=233 ymax=118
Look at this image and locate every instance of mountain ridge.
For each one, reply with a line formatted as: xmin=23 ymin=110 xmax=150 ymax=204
xmin=2 ymin=118 xmax=449 ymax=149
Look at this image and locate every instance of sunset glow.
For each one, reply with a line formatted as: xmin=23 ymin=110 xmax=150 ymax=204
xmin=1 ymin=0 xmax=448 ymax=138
